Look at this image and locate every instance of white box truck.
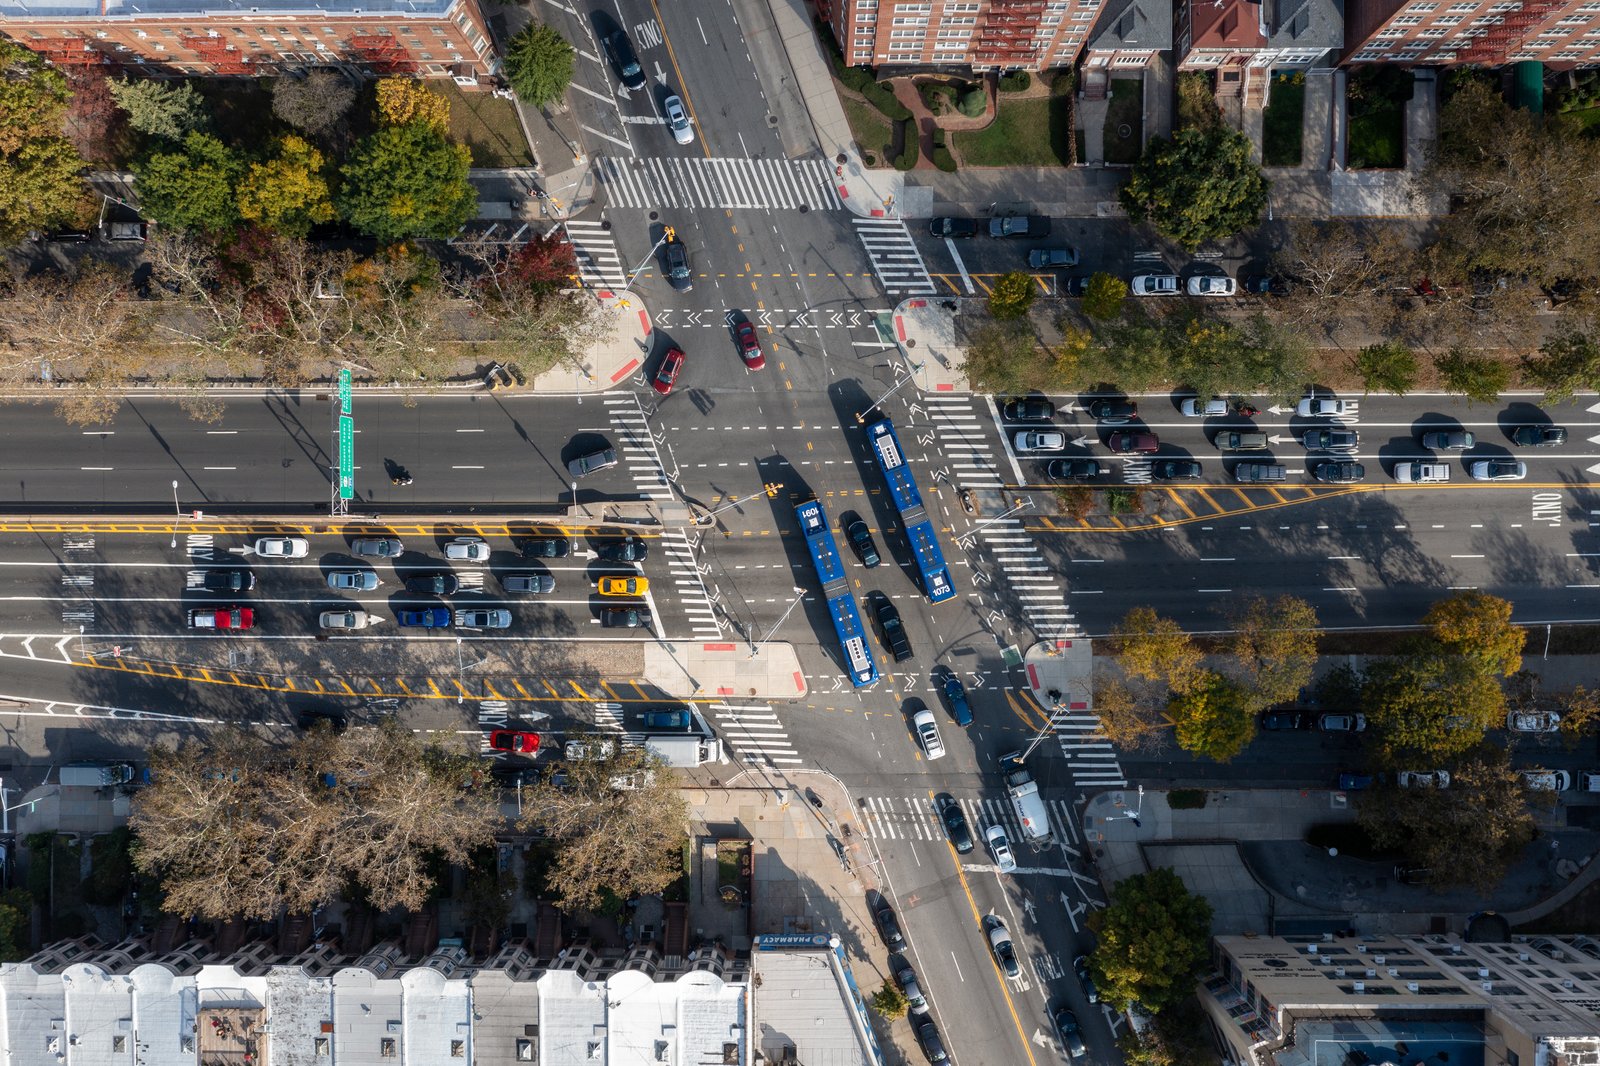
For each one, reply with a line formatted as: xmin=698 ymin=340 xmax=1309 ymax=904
xmin=643 ymin=735 xmax=724 ymax=768
xmin=61 ymin=762 xmax=135 ymax=788
xmin=999 ymin=751 xmax=1052 ymax=846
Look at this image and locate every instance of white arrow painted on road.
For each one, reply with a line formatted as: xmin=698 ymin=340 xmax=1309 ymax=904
xmin=1268 ymin=404 xmax=1286 ymax=415
xmin=909 ymin=402 xmax=926 ymax=421
xmin=1269 ymin=434 xmax=1295 ymax=444
xmin=1588 ymin=463 xmax=1600 ymax=475
xmin=1059 ymin=891 xmax=1085 ymax=933
xmin=1587 ymin=401 xmax=1600 ymax=414
xmin=969 ymin=670 xmax=986 ymax=689
xmin=1022 ymin=897 xmax=1036 ymax=924
xmin=654 ymin=62 xmax=668 ymax=86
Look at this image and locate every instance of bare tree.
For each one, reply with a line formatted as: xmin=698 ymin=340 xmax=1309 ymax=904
xmin=456 ymin=237 xmax=604 ymax=377
xmin=517 ymin=745 xmax=689 ymax=913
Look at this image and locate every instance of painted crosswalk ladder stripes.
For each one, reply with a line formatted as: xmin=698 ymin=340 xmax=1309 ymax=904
xmin=709 ymin=701 xmax=798 ymax=765
xmin=856 ymin=794 xmax=1078 ymax=847
xmin=853 ymin=217 xmax=936 ymax=295
xmin=606 ymin=397 xmax=673 ymax=502
xmin=660 ymin=531 xmax=722 ymax=639
xmin=560 ymin=219 xmax=626 ymax=288
xmin=594 ymin=156 xmax=843 ymax=212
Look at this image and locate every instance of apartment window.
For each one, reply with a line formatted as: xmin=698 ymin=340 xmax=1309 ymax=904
xmin=1377 ymin=26 xmax=1409 ymax=35
xmin=1446 ymin=2 xmax=1476 ymax=10
xmin=1391 ymin=15 xmax=1425 ymax=23
xmin=1406 ymin=1 xmax=1438 ymax=8
xmin=1418 ymin=27 xmax=1448 ymax=35
xmin=945 ymin=1 xmax=980 ymax=8
xmin=1580 ymin=2 xmax=1600 ymax=9
xmin=946 ymin=16 xmax=976 ymax=23
xmin=1072 ymin=9 xmax=1095 ymax=18
xmin=891 ymin=17 xmax=928 ymax=24
xmin=1558 ymin=15 xmax=1589 ymax=24
xmin=936 ymin=27 xmax=969 ymax=36
xmin=1434 ymin=13 xmax=1464 ymax=22
xmin=893 ymin=3 xmax=931 ymax=10
xmin=855 ymin=36 xmax=874 ymax=45
xmin=1042 ymin=15 xmax=1061 ymax=23
xmin=1552 ymin=47 xmax=1585 ymax=55
xmin=890 ymin=28 xmax=923 ymax=36
xmin=857 ymin=11 xmax=876 ymax=19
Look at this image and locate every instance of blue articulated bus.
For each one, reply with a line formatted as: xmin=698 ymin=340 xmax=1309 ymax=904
xmin=865 ymin=418 xmax=956 ymax=604
xmin=795 ymin=499 xmax=880 ymax=688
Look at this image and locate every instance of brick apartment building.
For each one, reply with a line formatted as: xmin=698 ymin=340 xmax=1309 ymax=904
xmin=1344 ymin=0 xmax=1600 ymax=66
xmin=1203 ymin=932 xmax=1600 ymax=1065
xmin=816 ymin=0 xmax=1107 ymax=71
xmin=0 ymin=0 xmax=496 ymax=84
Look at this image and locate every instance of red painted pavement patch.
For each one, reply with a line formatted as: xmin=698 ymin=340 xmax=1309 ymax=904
xmin=935 ymin=383 xmax=954 ymax=391
xmin=1026 ymin=663 xmax=1040 ymax=688
xmin=908 ymin=299 xmax=926 ymax=308
xmin=871 ymin=209 xmax=884 ymax=217
xmin=839 ymin=185 xmax=850 ymax=199
xmin=793 ymin=671 xmax=805 ymax=691
xmin=895 ymin=316 xmax=906 ymax=341
xmin=598 ymin=290 xmax=615 ymax=300
xmin=717 ymin=686 xmax=735 ymax=695
xmin=637 ymin=309 xmax=651 ymax=334
xmin=1070 ymin=702 xmax=1087 ymax=710
xmin=703 ymin=643 xmax=736 ymax=652
xmin=610 ymin=358 xmax=640 ymax=383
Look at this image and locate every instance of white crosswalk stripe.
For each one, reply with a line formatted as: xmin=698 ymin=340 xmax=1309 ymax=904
xmin=853 ymin=217 xmax=936 ymax=295
xmin=855 ymin=795 xmax=1079 ymax=848
xmin=594 ymin=155 xmax=843 ymax=212
xmin=605 ymin=397 xmax=673 ymax=501
xmin=661 ymin=531 xmax=722 ymax=639
xmin=709 ymin=701 xmax=798 ymax=765
xmin=560 ymin=219 xmax=627 ymax=289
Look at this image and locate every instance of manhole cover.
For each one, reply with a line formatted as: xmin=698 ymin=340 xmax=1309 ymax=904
xmin=1117 ymin=123 xmax=1133 ymax=139
xmin=766 ymin=113 xmax=778 ymax=127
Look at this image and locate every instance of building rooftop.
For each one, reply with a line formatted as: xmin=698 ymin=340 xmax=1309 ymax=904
xmin=0 ymin=0 xmax=458 ymax=21
xmin=1273 ymin=1018 xmax=1486 ymax=1066
xmin=1265 ymin=0 xmax=1345 ymax=51
xmin=1087 ymin=0 xmax=1174 ymax=53
xmin=1186 ymin=0 xmax=1268 ymax=51
xmin=749 ymin=936 xmax=878 ymax=1066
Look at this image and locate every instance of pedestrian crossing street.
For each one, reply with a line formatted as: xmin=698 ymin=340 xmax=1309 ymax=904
xmin=853 ymin=217 xmax=936 ymax=295
xmin=594 ymin=155 xmax=844 ymax=212
xmin=661 ymin=531 xmax=721 ymax=640
xmin=605 ymin=397 xmax=672 ymax=502
xmin=708 ymin=701 xmax=799 ymax=765
xmin=561 ymin=219 xmax=626 ymax=289
xmin=857 ymin=794 xmax=1078 ymax=852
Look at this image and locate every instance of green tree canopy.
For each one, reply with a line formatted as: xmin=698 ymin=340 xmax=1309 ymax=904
xmin=1422 ymin=590 xmax=1523 ymax=677
xmin=1352 ymin=341 xmax=1418 ymax=395
xmin=1120 ymin=127 xmax=1268 ymax=251
xmin=1081 ymin=272 xmax=1128 ymax=320
xmin=503 ymin=24 xmax=576 ymax=108
xmin=135 ymin=132 xmax=244 ymax=232
xmin=1362 ymin=649 xmax=1505 ymax=763
xmin=1524 ymin=327 xmax=1600 ymax=403
xmin=1228 ymin=595 xmax=1319 ymax=709
xmin=1167 ymin=670 xmax=1255 ymax=762
xmin=108 ymin=77 xmax=206 ymax=141
xmin=1114 ymin=606 xmax=1203 ymax=692
xmin=1435 ymin=346 xmax=1510 ymax=403
xmin=337 ymin=119 xmax=475 ymax=240
xmin=236 ymin=134 xmax=335 ymax=237
xmin=0 ymin=39 xmax=87 ymax=242
xmin=988 ymin=270 xmax=1038 ymax=320
xmin=1088 ymin=868 xmax=1213 ymax=1012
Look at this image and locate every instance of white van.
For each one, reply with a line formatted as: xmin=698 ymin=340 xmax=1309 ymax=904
xmin=60 ymin=763 xmax=135 ymax=788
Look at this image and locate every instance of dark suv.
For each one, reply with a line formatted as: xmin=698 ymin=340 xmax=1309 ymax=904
xmin=663 ymin=238 xmax=693 ymax=292
xmin=1087 ymin=399 xmax=1138 ymax=424
xmin=875 ymin=600 xmax=913 ymax=661
xmin=937 ymin=794 xmax=974 ymax=853
xmin=845 ymin=517 xmax=880 ymax=568
xmin=928 ymin=217 xmax=975 ymax=239
xmin=202 ymin=568 xmax=256 ymax=592
xmin=605 ymin=30 xmax=646 ymax=90
xmin=1002 ymin=397 xmax=1055 ymax=422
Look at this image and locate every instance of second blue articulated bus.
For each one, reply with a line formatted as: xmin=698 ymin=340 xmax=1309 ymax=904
xmin=795 ymin=498 xmax=879 ymax=688
xmin=865 ymin=417 xmax=955 ymax=604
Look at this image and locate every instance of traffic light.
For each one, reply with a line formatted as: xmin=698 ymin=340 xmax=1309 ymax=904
xmin=663 ymin=225 xmax=676 ymax=241
xmin=763 ymin=482 xmax=783 ymax=499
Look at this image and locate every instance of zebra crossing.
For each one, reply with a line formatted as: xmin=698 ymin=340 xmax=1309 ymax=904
xmin=1055 ymin=711 xmax=1128 ymax=788
xmin=708 ymin=701 xmax=798 ymax=765
xmin=560 ymin=219 xmax=626 ymax=289
xmin=925 ymin=393 xmax=1005 ymax=489
xmin=594 ymin=156 xmax=843 ymax=212
xmin=853 ymin=217 xmax=936 ymax=295
xmin=857 ymin=794 xmax=1077 ymax=852
xmin=660 ymin=531 xmax=722 ymax=639
xmin=605 ymin=397 xmax=673 ymax=501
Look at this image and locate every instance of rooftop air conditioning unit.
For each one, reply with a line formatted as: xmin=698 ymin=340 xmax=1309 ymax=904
xmin=1407 ymin=982 xmax=1419 ymax=992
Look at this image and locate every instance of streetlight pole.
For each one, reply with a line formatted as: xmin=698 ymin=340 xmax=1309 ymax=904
xmin=697 ymin=484 xmax=782 ymax=528
xmin=0 ymin=779 xmax=45 ymax=836
xmin=751 ymin=587 xmax=808 ymax=658
xmin=958 ymin=496 xmax=1032 ymax=548
xmin=1122 ymin=785 xmax=1147 ymax=828
xmin=855 ymin=363 xmax=925 ymax=424
xmin=609 ymin=228 xmax=673 ymax=309
xmin=170 ymin=479 xmax=181 ymax=549
xmin=456 ymin=637 xmax=465 ymax=705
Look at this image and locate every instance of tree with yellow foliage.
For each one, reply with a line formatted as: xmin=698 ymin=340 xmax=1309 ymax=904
xmin=375 ymin=78 xmax=450 ymax=131
xmin=236 ymin=135 xmax=335 ymax=238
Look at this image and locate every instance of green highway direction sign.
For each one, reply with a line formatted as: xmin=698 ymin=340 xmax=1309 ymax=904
xmin=337 ymin=369 xmax=354 ymax=500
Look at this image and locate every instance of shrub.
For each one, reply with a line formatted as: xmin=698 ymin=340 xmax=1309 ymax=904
xmin=930 ymin=128 xmax=957 ymax=172
xmin=860 ymin=79 xmax=911 ymax=121
xmin=957 ymin=87 xmax=987 ymax=118
xmin=894 ymin=130 xmax=919 ymax=171
xmin=1105 ymin=487 xmax=1145 ymax=514
xmin=1168 ymin=789 xmax=1207 ymax=810
xmin=999 ymin=70 xmax=1031 ymax=93
xmin=839 ymin=66 xmax=875 ymax=93
xmin=1081 ymin=273 xmax=1129 ymax=320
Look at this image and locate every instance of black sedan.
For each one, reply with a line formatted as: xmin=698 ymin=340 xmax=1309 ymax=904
xmin=1152 ymin=459 xmax=1203 ymax=481
xmin=937 ymin=794 xmax=974 ymax=853
xmin=1511 ymin=424 xmax=1567 ymax=447
xmin=1001 ymin=397 xmax=1055 ymax=421
xmin=873 ymin=900 xmax=907 ymax=952
xmin=1260 ymin=711 xmax=1312 ymax=730
xmin=1314 ymin=461 xmax=1365 ymax=484
xmin=1044 ymin=458 xmax=1101 ymax=482
xmin=404 ymin=572 xmax=460 ymax=595
xmin=928 ymin=216 xmax=975 ymax=238
xmin=522 ymin=537 xmax=570 ymax=559
xmin=596 ymin=537 xmax=649 ymax=563
xmin=202 ymin=568 xmax=256 ymax=592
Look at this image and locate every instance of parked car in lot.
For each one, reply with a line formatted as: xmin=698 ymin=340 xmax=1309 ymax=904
xmin=1073 ymin=955 xmax=1098 ymax=1003
xmin=456 ymin=608 xmax=512 ymax=629
xmin=652 ymin=347 xmax=686 ymax=395
xmin=937 ymin=793 xmax=974 ymax=853
xmin=188 ymin=606 xmax=253 ymax=630
xmin=987 ymin=918 xmax=1020 ymax=978
xmin=912 ymin=707 xmax=946 ymax=760
xmin=599 ymin=607 xmax=651 ymax=628
xmin=1398 ymin=770 xmax=1450 ymax=789
xmin=1026 ymin=247 xmax=1078 ymax=269
xmin=1044 ymin=458 xmax=1101 ymax=482
xmin=1087 ymin=399 xmax=1138 ymax=424
xmin=916 ymin=1022 xmax=950 ymax=1064
xmin=1318 ymin=713 xmax=1367 ymax=732
xmin=1314 ymin=461 xmax=1366 ymax=484
xmin=405 ymin=572 xmax=459 ymax=595
xmin=319 ymin=608 xmax=371 ymax=630
xmin=327 ymin=569 xmax=379 ymax=591
xmin=1243 ymin=273 xmax=1291 ymax=296
xmin=929 ymin=216 xmax=976 ymax=238
xmin=1470 ymin=459 xmax=1527 ymax=481
xmin=1297 ymin=396 xmax=1350 ymax=417
xmin=1152 ymin=458 xmax=1203 ymax=481
xmin=1521 ymin=769 xmax=1572 ymax=792
xmin=255 ymin=536 xmax=309 ymax=558
xmin=896 ymin=966 xmax=930 ymax=1014
xmin=845 ymin=517 xmax=881 ymax=568
xmin=1002 ymin=397 xmax=1055 ymax=421
xmin=397 ymin=607 xmax=451 ymax=628
xmin=985 ymin=823 xmax=1018 ymax=873
xmin=522 ymin=537 xmax=570 ymax=559
xmin=1304 ymin=429 xmax=1359 ymax=451
xmin=1014 ymin=429 xmax=1066 ymax=453
xmin=1131 ymin=273 xmax=1179 ymax=296
xmin=873 ymin=899 xmax=907 ymax=951
xmin=1062 ymin=275 xmax=1090 ymax=297
xmin=1511 ymin=424 xmax=1567 ymax=447
xmin=1234 ymin=462 xmax=1287 ymax=483
xmin=1181 ymin=396 xmax=1228 ymax=417
xmin=1508 ymin=710 xmax=1561 ymax=733
xmin=1420 ymin=429 xmax=1475 ymax=450
xmin=1107 ymin=430 xmax=1160 ymax=454
xmin=202 ymin=568 xmax=256 ymax=592
xmin=502 ymin=572 xmax=555 ymax=594
xmin=352 ymin=536 xmax=404 ymax=558
xmin=989 ymin=215 xmax=1049 ymax=238
xmin=489 ymin=729 xmax=539 ymax=754
xmin=1338 ymin=771 xmax=1377 ymax=790
xmin=445 ymin=537 xmax=490 ymax=562
xmin=1186 ymin=275 xmax=1236 ymax=297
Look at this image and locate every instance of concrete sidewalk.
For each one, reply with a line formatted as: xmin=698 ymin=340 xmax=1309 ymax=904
xmin=525 ymin=292 xmax=656 ymax=395
xmin=645 ymin=641 xmax=809 ymax=701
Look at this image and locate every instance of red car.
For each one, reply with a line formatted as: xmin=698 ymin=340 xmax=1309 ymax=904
xmin=188 ymin=606 xmax=254 ymax=630
xmin=734 ymin=321 xmax=766 ymax=370
xmin=652 ymin=348 xmax=685 ymax=395
xmin=1107 ymin=430 xmax=1160 ymax=454
xmin=489 ymin=730 xmax=540 ymax=754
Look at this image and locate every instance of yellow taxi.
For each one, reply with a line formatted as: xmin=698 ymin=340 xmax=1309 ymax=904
xmin=598 ymin=575 xmax=649 ymax=598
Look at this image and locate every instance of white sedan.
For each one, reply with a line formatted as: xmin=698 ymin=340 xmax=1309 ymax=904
xmin=1470 ymin=460 xmax=1527 ymax=482
xmin=1296 ymin=396 xmax=1350 ymax=418
xmin=1180 ymin=396 xmax=1229 ymax=417
xmin=1508 ymin=710 xmax=1560 ymax=733
xmin=444 ymin=537 xmax=491 ymax=562
xmin=1186 ymin=276 xmax=1236 ymax=297
xmin=912 ymin=708 xmax=946 ymax=760
xmin=319 ymin=608 xmax=371 ymax=630
xmin=255 ymin=536 xmax=309 ymax=558
xmin=985 ymin=823 xmax=1017 ymax=873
